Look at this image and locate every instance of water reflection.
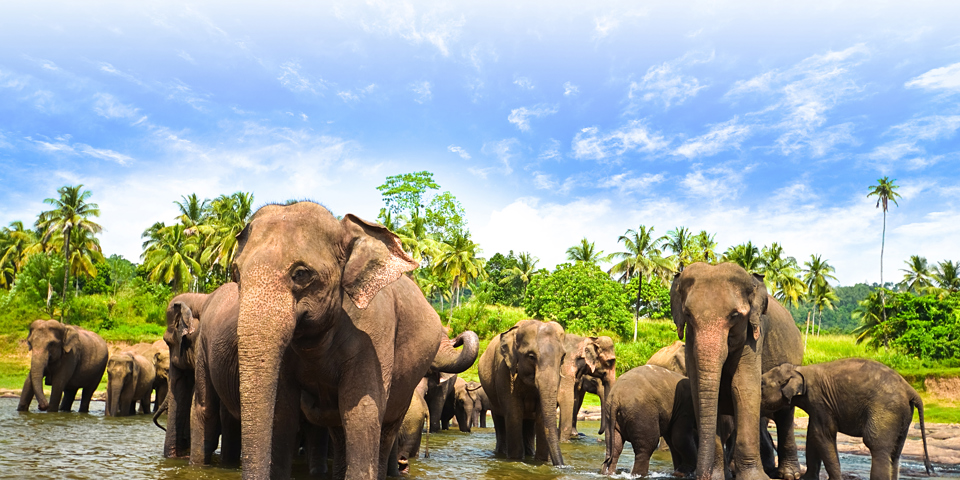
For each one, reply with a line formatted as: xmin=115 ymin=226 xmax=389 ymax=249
xmin=0 ymin=398 xmax=954 ymax=479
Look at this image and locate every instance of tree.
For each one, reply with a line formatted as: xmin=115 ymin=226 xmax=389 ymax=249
xmin=523 ymin=262 xmax=632 ymax=337
xmin=689 ymin=230 xmax=718 ymax=264
xmin=852 ymin=290 xmax=888 ymax=348
xmin=665 ymin=226 xmax=693 ymax=271
xmin=36 ymin=185 xmax=102 ymax=315
xmin=174 ymin=193 xmax=210 ymax=227
xmin=377 ymin=171 xmax=439 ymax=217
xmin=142 ymin=224 xmax=202 ymax=294
xmin=608 ymin=225 xmax=671 ymax=340
xmin=432 ymin=231 xmax=484 ymax=308
xmin=722 ymin=241 xmax=762 ymax=272
xmin=867 ymin=176 xmax=901 ymax=324
xmin=802 ymin=255 xmax=838 ymax=337
xmin=900 ymin=255 xmax=932 ymax=294
xmin=203 ymin=191 xmax=254 ymax=274
xmin=932 ymin=260 xmax=960 ymax=295
xmin=760 ymin=243 xmax=806 ymax=308
xmin=500 ymin=252 xmax=538 ymax=299
xmin=566 ymin=238 xmax=607 ymax=264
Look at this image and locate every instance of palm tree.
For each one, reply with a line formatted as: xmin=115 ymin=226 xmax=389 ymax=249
xmin=867 ymin=177 xmax=901 ymax=323
xmin=500 ymin=252 xmax=539 ymax=292
xmin=566 ymin=238 xmax=607 ymax=264
xmin=852 ymin=291 xmax=888 ymax=348
xmin=203 ymin=192 xmax=254 ymax=271
xmin=802 ymin=254 xmax=838 ymax=338
xmin=51 ymin=227 xmax=105 ymax=293
xmin=932 ymin=260 xmax=960 ymax=295
xmin=664 ymin=227 xmax=693 ymax=271
xmin=809 ymin=282 xmax=839 ymax=336
xmin=722 ymin=241 xmax=762 ymax=272
xmin=689 ymin=230 xmax=718 ymax=264
xmin=36 ymin=185 xmax=102 ymax=312
xmin=0 ymin=221 xmax=39 ymax=288
xmin=142 ymin=224 xmax=202 ymax=293
xmin=760 ymin=243 xmax=805 ymax=307
xmin=432 ymin=231 xmax=485 ymax=308
xmin=609 ymin=225 xmax=672 ymax=340
xmin=175 ymin=193 xmax=210 ymax=227
xmin=899 ymin=255 xmax=931 ymax=293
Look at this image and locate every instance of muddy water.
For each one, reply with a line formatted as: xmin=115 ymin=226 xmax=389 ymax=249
xmin=0 ymin=397 xmax=955 ymax=479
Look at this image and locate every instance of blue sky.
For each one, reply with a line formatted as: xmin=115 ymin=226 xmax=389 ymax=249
xmin=2 ymin=0 xmax=959 ymax=285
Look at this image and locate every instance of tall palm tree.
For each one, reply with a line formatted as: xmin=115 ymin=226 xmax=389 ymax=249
xmin=609 ymin=225 xmax=672 ymax=340
xmin=203 ymin=192 xmax=254 ymax=271
xmin=867 ymin=177 xmax=901 ymax=323
xmin=175 ymin=193 xmax=210 ymax=227
xmin=432 ymin=231 xmax=485 ymax=308
xmin=142 ymin=224 xmax=202 ymax=293
xmin=36 ymin=185 xmax=102 ymax=311
xmin=0 ymin=221 xmax=39 ymax=288
xmin=852 ymin=290 xmax=888 ymax=348
xmin=689 ymin=230 xmax=718 ymax=264
xmin=899 ymin=255 xmax=931 ymax=293
xmin=932 ymin=260 xmax=960 ymax=294
xmin=566 ymin=237 xmax=607 ymax=264
xmin=722 ymin=241 xmax=762 ymax=272
xmin=802 ymin=254 xmax=838 ymax=337
xmin=760 ymin=243 xmax=805 ymax=307
xmin=51 ymin=226 xmax=105 ymax=293
xmin=664 ymin=227 xmax=693 ymax=271
xmin=500 ymin=252 xmax=539 ymax=292
xmin=809 ymin=282 xmax=839 ymax=336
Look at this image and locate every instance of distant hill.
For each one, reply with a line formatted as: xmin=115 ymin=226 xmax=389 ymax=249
xmin=784 ymin=283 xmax=875 ymax=334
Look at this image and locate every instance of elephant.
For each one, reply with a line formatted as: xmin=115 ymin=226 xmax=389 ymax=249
xmin=670 ymin=262 xmax=803 ymax=480
xmin=396 ymin=377 xmax=430 ymax=474
xmin=452 ymin=377 xmax=480 ymax=432
xmin=478 ymin=319 xmax=565 ymax=466
xmin=761 ymin=359 xmax=933 ymax=480
xmin=600 ymin=365 xmax=697 ymax=477
xmin=558 ymin=334 xmax=616 ymax=440
xmin=424 ymin=371 xmax=457 ymax=432
xmin=646 ymin=340 xmax=686 ymax=375
xmin=129 ymin=339 xmax=170 ymax=413
xmin=162 ymin=291 xmax=212 ymax=458
xmin=230 ymin=202 xmax=479 ymax=480
xmin=106 ymin=351 xmax=156 ymax=416
xmin=18 ymin=319 xmax=108 ymax=413
xmin=470 ymin=382 xmax=492 ymax=429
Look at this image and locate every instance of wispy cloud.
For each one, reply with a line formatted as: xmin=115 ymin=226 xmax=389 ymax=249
xmin=278 ymin=62 xmax=328 ymax=94
xmin=448 ymin=144 xmax=470 ymax=159
xmin=628 ymin=52 xmax=711 ymax=110
xmin=30 ymin=136 xmax=133 ymax=165
xmin=905 ymin=61 xmax=960 ymax=94
xmin=681 ymin=164 xmax=749 ymax=201
xmin=864 ymin=115 xmax=960 ymax=172
xmin=598 ymin=172 xmax=665 ymax=194
xmin=177 ymin=50 xmax=196 ymax=64
xmin=571 ymin=120 xmax=667 ymax=162
xmin=338 ymin=84 xmax=376 ymax=102
xmin=594 ymin=15 xmax=619 ymax=39
xmin=508 ymin=104 xmax=558 ymax=132
xmin=93 ymin=93 xmax=139 ymax=119
xmin=514 ymin=77 xmax=534 ymax=90
xmin=356 ymin=1 xmax=464 ymax=56
xmin=481 ymin=138 xmax=519 ymax=174
xmin=563 ymin=81 xmax=579 ymax=96
xmin=411 ymin=81 xmax=432 ymax=103
xmin=674 ymin=117 xmax=750 ymax=159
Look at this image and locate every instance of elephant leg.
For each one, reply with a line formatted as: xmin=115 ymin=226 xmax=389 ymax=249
xmin=522 ymin=418 xmax=536 ymax=458
xmin=330 ymin=427 xmax=347 ymax=480
xmin=504 ymin=400 xmax=526 ymax=459
xmin=17 ymin=375 xmax=34 ymax=411
xmin=558 ymin=371 xmax=577 ymax=441
xmin=731 ymin=354 xmax=768 ymax=480
xmin=760 ymin=417 xmax=777 ymax=477
xmin=534 ymin=415 xmax=548 ymax=461
xmin=220 ymin=411 xmax=241 ymax=467
xmin=380 ymin=418 xmax=402 ymax=478
xmin=600 ymin=424 xmax=624 ymax=475
xmin=801 ymin=419 xmax=840 ymax=480
xmin=270 ymin=370 xmax=300 ymax=479
xmin=164 ymin=369 xmax=193 ymax=458
xmin=631 ymin=440 xmax=654 ymax=477
xmin=190 ymin=366 xmax=218 ymax=465
xmin=59 ymin=387 xmax=79 ymax=412
xmin=492 ymin=414 xmax=506 ymax=455
xmin=864 ymin=421 xmax=905 ymax=480
xmin=78 ymin=386 xmax=96 ymax=413
xmin=670 ymin=416 xmax=699 ymax=476
xmin=480 ymin=409 xmax=488 ymax=428
xmin=304 ymin=424 xmax=329 ymax=477
xmin=774 ymin=407 xmax=802 ymax=480
xmin=139 ymin=391 xmax=152 ymax=415
xmin=339 ymin=380 xmax=383 ymax=478
xmin=47 ymin=376 xmax=67 ymax=413
xmin=572 ymin=389 xmax=585 ymax=436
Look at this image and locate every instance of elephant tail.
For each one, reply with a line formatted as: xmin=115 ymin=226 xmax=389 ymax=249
xmin=423 ymin=405 xmax=430 ymax=459
xmin=911 ymin=392 xmax=934 ymax=475
xmin=599 ymin=399 xmax=618 ymax=475
xmin=153 ymin=395 xmax=168 ymax=431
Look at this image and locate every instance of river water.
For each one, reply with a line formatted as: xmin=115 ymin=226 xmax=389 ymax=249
xmin=0 ymin=397 xmax=954 ymax=479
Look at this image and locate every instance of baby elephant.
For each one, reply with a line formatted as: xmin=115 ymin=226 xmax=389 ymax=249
xmin=106 ymin=351 xmax=156 ymax=416
xmin=600 ymin=365 xmax=697 ymax=477
xmin=761 ymin=358 xmax=933 ymax=480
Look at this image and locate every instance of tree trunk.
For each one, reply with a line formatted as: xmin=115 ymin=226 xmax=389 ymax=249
xmin=61 ymin=225 xmax=71 ymax=321
xmin=633 ymin=274 xmax=642 ymax=341
xmin=804 ymin=311 xmax=811 ymax=348
xmin=880 ymin=211 xmax=888 ymax=325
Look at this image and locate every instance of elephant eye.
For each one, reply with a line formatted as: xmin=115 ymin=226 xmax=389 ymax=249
xmin=291 ymin=265 xmax=317 ymax=288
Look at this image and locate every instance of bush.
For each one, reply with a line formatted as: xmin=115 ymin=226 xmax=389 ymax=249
xmin=523 ymin=262 xmax=633 ymax=338
xmin=612 ymin=320 xmax=678 ymax=375
xmin=446 ymin=303 xmax=527 ymax=339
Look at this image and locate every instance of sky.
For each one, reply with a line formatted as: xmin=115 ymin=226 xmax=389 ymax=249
xmin=1 ymin=0 xmax=959 ymax=286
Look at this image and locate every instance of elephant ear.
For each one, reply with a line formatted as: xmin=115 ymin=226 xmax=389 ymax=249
xmin=62 ymin=325 xmax=80 ymax=355
xmin=577 ymin=337 xmax=600 ymax=375
xmin=749 ymin=274 xmax=769 ymax=342
xmin=172 ymin=302 xmax=198 ymax=357
xmin=499 ymin=325 xmax=520 ymax=376
xmin=780 ymin=366 xmax=805 ymax=401
xmin=670 ymin=273 xmax=690 ymax=341
xmin=340 ymin=214 xmax=419 ymax=309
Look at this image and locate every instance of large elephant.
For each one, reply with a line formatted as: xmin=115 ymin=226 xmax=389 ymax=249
xmin=670 ymin=262 xmax=803 ymax=480
xmin=558 ymin=334 xmax=616 ymax=440
xmin=18 ymin=320 xmax=108 ymax=413
xmin=646 ymin=340 xmax=686 ymax=375
xmin=478 ymin=319 xmax=565 ymax=465
xmin=761 ymin=359 xmax=933 ymax=480
xmin=230 ymin=202 xmax=478 ymax=480
xmin=129 ymin=339 xmax=170 ymax=413
xmin=162 ymin=291 xmax=212 ymax=458
xmin=600 ymin=365 xmax=697 ymax=477
xmin=106 ymin=351 xmax=156 ymax=416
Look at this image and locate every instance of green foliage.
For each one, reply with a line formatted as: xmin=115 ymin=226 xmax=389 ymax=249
xmin=611 ymin=320 xmax=678 ymax=375
xmin=377 ymin=171 xmax=439 ymax=216
xmin=787 ymin=283 xmax=874 ymax=333
xmin=426 ymin=191 xmax=466 ymax=242
xmin=485 ymin=252 xmax=526 ymax=306
xmin=625 ymin=275 xmax=671 ymax=320
xmin=446 ymin=303 xmax=528 ymax=340
xmin=885 ymin=292 xmax=960 ymax=360
xmin=523 ymin=262 xmax=632 ymax=338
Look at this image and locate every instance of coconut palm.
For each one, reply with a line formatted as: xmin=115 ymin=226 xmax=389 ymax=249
xmin=566 ymin=238 xmax=607 ymax=264
xmin=664 ymin=227 xmax=694 ymax=271
xmin=432 ymin=231 xmax=485 ymax=308
xmin=36 ymin=185 xmax=102 ymax=310
xmin=722 ymin=241 xmax=762 ymax=272
xmin=802 ymin=255 xmax=838 ymax=337
xmin=809 ymin=282 xmax=839 ymax=336
xmin=203 ymin=192 xmax=254 ymax=270
xmin=760 ymin=243 xmax=806 ymax=307
xmin=0 ymin=221 xmax=39 ymax=288
xmin=49 ymin=226 xmax=105 ymax=293
xmin=899 ymin=255 xmax=932 ymax=294
xmin=932 ymin=260 xmax=960 ymax=294
xmin=852 ymin=291 xmax=888 ymax=348
xmin=500 ymin=252 xmax=539 ymax=291
xmin=609 ymin=225 xmax=672 ymax=340
xmin=142 ymin=224 xmax=202 ymax=294
xmin=867 ymin=177 xmax=901 ymax=322
xmin=689 ymin=230 xmax=718 ymax=264
xmin=175 ymin=193 xmax=210 ymax=227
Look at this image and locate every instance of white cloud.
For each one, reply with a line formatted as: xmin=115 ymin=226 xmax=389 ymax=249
xmin=356 ymin=1 xmax=464 ymax=56
xmin=0 ymin=69 xmax=29 ymax=90
xmin=571 ymin=120 xmax=667 ymax=162
xmin=178 ymin=50 xmax=196 ymax=64
xmin=629 ymin=53 xmax=711 ymax=110
xmin=681 ymin=164 xmax=748 ymax=202
xmin=905 ymin=62 xmax=960 ymax=94
xmin=864 ymin=115 xmax=960 ymax=172
xmin=514 ymin=77 xmax=534 ymax=90
xmin=599 ymin=172 xmax=665 ymax=194
xmin=481 ymin=138 xmax=519 ymax=175
xmin=508 ymin=104 xmax=558 ymax=132
xmin=594 ymin=15 xmax=619 ymax=39
xmin=93 ymin=93 xmax=139 ymax=119
xmin=30 ymin=136 xmax=132 ymax=165
xmin=78 ymin=145 xmax=133 ymax=165
xmin=278 ymin=62 xmax=327 ymax=95
xmin=337 ymin=84 xmax=376 ymax=102
xmin=674 ymin=117 xmax=751 ymax=158
xmin=411 ymin=81 xmax=432 ymax=103
xmin=563 ymin=82 xmax=579 ymax=96
xmin=448 ymin=145 xmax=470 ymax=160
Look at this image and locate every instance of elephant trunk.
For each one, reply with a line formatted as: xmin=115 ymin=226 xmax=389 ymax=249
xmin=431 ymin=331 xmax=479 ymax=374
xmin=693 ymin=332 xmax=727 ymax=480
xmin=537 ymin=371 xmax=564 ymax=466
xmin=153 ymin=395 xmax=168 ymax=430
xmin=597 ymin=369 xmax=616 ymax=435
xmin=237 ymin=268 xmax=296 ymax=480
xmin=30 ymin=352 xmax=49 ymax=411
xmin=109 ymin=378 xmax=124 ymax=417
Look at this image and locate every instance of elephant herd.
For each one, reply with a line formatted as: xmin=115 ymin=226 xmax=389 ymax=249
xmin=13 ymin=202 xmax=937 ymax=480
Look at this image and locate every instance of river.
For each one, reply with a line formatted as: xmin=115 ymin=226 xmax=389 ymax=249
xmin=0 ymin=398 xmax=954 ymax=479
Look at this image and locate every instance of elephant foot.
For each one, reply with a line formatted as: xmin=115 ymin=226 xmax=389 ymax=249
xmin=37 ymin=403 xmax=49 ymax=411
xmin=737 ymin=466 xmax=772 ymax=480
xmin=777 ymin=460 xmax=804 ymax=480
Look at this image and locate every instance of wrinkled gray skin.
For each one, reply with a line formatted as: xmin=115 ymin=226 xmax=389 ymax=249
xmin=424 ymin=372 xmax=457 ymax=432
xmin=397 ymin=378 xmax=430 ymax=474
xmin=162 ymin=292 xmax=211 ymax=458
xmin=761 ymin=359 xmax=933 ymax=480
xmin=231 ymin=202 xmax=478 ymax=480
xmin=671 ymin=263 xmax=803 ymax=480
xmin=646 ymin=340 xmax=686 ymax=375
xmin=18 ymin=320 xmax=108 ymax=413
xmin=473 ymin=383 xmax=491 ymax=428
xmin=600 ymin=365 xmax=697 ymax=477
xmin=478 ymin=319 xmax=566 ymax=466
xmin=106 ymin=351 xmax=156 ymax=416
xmin=452 ymin=377 xmax=478 ymax=432
xmin=559 ymin=334 xmax=616 ymax=440
xmin=129 ymin=340 xmax=169 ymax=413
